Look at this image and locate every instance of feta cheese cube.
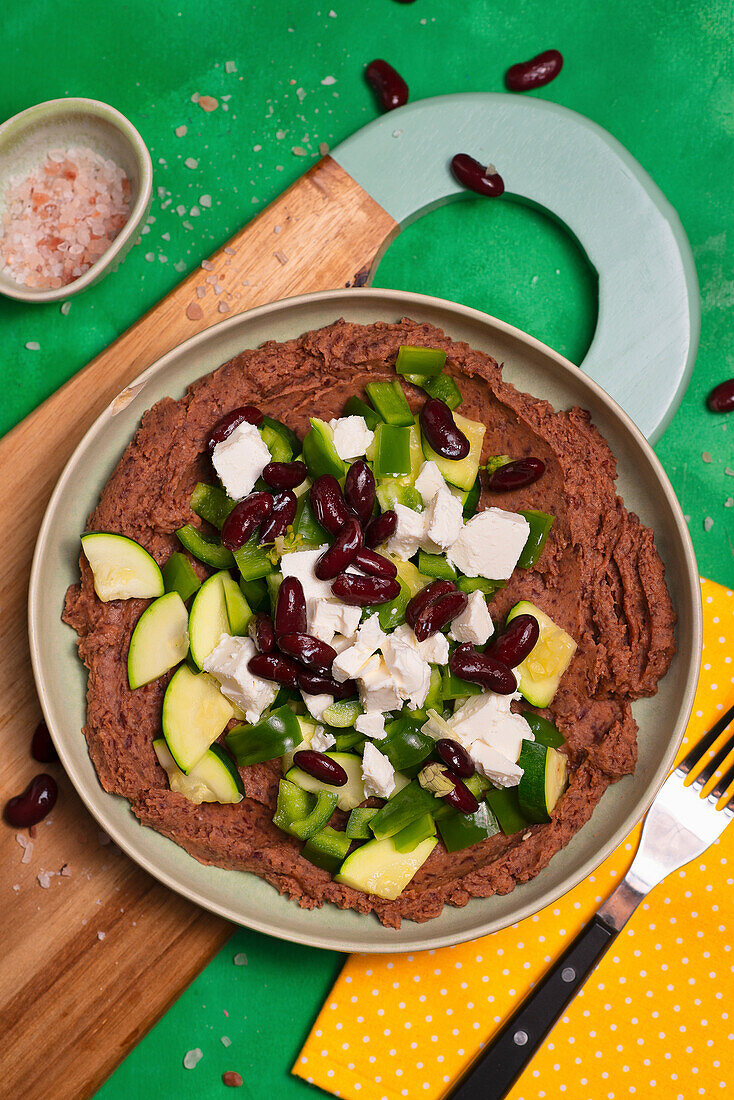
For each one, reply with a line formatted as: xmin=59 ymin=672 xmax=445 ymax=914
xmin=331 ymin=633 xmax=356 ymax=654
xmin=328 ymin=415 xmax=375 ymax=460
xmin=361 ymin=741 xmax=396 ymax=799
xmin=211 ymin=420 xmax=271 ymax=500
xmin=303 ymin=693 xmax=334 ymax=721
xmin=308 ymin=598 xmax=362 ymax=644
xmin=332 ymin=614 xmax=386 ymax=682
xmin=354 ymin=712 xmax=386 ymax=740
xmin=423 ymin=486 xmax=464 ymax=552
xmin=391 ymin=623 xmax=449 ymax=665
xmin=203 ymin=634 xmax=277 ymax=722
xmin=415 ymin=460 xmax=446 ymax=505
xmin=447 ymin=508 xmax=530 ymax=580
xmin=449 ymin=589 xmax=495 ymax=645
xmin=280 ymin=546 xmax=333 ymax=610
xmin=450 ymin=693 xmax=533 ymax=762
xmin=310 ymin=725 xmax=336 ymax=752
xmin=381 ymin=634 xmax=431 ymax=709
xmin=386 ymin=503 xmax=428 ymax=561
xmin=470 ymin=741 xmax=523 ymax=787
xmin=358 ymin=655 xmax=403 ymax=712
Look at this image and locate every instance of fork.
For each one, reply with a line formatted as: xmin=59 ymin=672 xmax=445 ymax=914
xmin=451 ymin=702 xmax=734 ymax=1100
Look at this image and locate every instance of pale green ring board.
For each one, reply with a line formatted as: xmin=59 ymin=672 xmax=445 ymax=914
xmin=332 ymin=93 xmax=700 ymax=444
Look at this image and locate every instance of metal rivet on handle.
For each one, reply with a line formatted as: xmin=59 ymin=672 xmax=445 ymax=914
xmin=561 ymin=967 xmax=576 ymax=983
xmin=513 ymin=1030 xmax=528 ymax=1046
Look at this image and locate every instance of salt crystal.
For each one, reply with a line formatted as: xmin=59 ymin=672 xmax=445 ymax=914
xmin=97 ymin=931 xmax=106 ymax=941
xmin=196 ymin=286 xmax=206 ymax=298
xmin=175 ymin=125 xmax=188 ymax=138
xmin=141 ymin=225 xmax=150 ymax=235
xmin=296 ymin=88 xmax=307 ymax=102
xmin=144 ymin=253 xmax=155 ymax=263
xmin=191 ymin=92 xmax=200 ymax=103
xmin=25 ymin=341 xmax=40 ymax=351
xmin=198 ymin=95 xmax=219 ymax=113
xmin=37 ymin=870 xmax=53 ymax=889
xmin=725 ymin=467 xmax=734 ymax=477
xmin=274 ymin=251 xmax=288 ymax=265
xmin=218 ymin=301 xmax=231 ymax=313
xmin=176 ymin=205 xmax=186 ymax=217
xmin=253 ymin=144 xmax=262 ymax=152
xmin=213 ymin=283 xmax=224 ymax=294
xmin=16 ymin=834 xmax=33 ymax=864
xmin=225 ymin=60 xmax=237 ymax=74
xmin=319 ymin=142 xmax=330 ymax=156
xmin=61 ymin=864 xmax=72 ymax=877
xmin=206 ymin=273 xmax=218 ymax=284
xmin=60 ymin=301 xmax=71 ymax=315
xmin=291 ymin=147 xmax=308 ymax=157
xmin=190 ymin=206 xmax=200 ymax=217
xmin=158 ymin=255 xmax=168 ymax=264
xmin=704 ymin=516 xmax=714 ymax=532
xmin=329 ymin=8 xmax=337 ymax=15
xmin=221 ymin=1036 xmax=232 ymax=1047
xmin=161 ymin=231 xmax=170 ymax=241
xmin=174 ymin=260 xmax=187 ymax=273
xmin=186 ymin=302 xmax=204 ymax=321
xmin=233 ymin=952 xmax=248 ymax=966
xmin=200 ymin=195 xmax=212 ymax=208
xmin=224 ymin=246 xmax=236 ymax=255
xmin=725 ymin=498 xmax=733 ymax=508
xmin=702 ymin=452 xmax=713 ymax=463
xmin=184 ymin=1048 xmax=203 ymax=1070
xmin=201 ymin=259 xmax=214 ymax=270
xmin=273 ymin=225 xmax=282 ymax=234
xmin=184 ymin=158 xmax=199 ymax=170
xmin=321 ymin=76 xmax=337 ymax=85
xmin=276 ymin=130 xmax=286 ymax=140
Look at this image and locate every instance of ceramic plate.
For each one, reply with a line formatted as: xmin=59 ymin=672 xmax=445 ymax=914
xmin=28 ymin=288 xmax=701 ymax=953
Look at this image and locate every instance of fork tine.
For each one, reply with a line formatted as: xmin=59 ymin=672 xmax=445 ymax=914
xmin=690 ymin=730 xmax=734 ymax=790
xmin=709 ymin=756 xmax=734 ymax=804
xmin=677 ymin=702 xmax=734 ymax=776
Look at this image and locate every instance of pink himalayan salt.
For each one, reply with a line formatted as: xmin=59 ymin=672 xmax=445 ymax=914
xmin=0 ymin=147 xmax=131 ymax=289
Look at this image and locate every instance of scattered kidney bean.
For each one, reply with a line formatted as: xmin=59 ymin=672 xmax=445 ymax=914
xmin=485 ymin=613 xmax=540 ymax=668
xmin=294 ymin=749 xmax=348 ymax=787
xmin=248 ymin=652 xmax=301 ymax=688
xmin=413 ymin=589 xmax=467 ymax=641
xmin=31 ymin=720 xmax=58 ymax=763
xmin=249 ymin=612 xmax=276 ymax=654
xmin=442 ymin=773 xmax=480 ymax=814
xmin=435 ymin=738 xmax=474 ymax=779
xmin=315 ymin=516 xmax=363 ymax=580
xmin=420 ymin=398 xmax=470 ymax=460
xmin=4 ymin=773 xmax=58 ymax=828
xmin=485 ymin=456 xmax=545 ymax=492
xmin=221 ymin=492 xmax=273 ymax=551
xmin=275 ymin=577 xmax=307 ymax=636
xmin=451 ymin=154 xmax=505 ymax=198
xmin=505 ymin=49 xmax=563 ymax=91
xmin=365 ymin=58 xmax=409 ymax=112
xmin=364 ymin=509 xmax=397 ymax=548
xmin=222 ymin=1071 xmax=244 ymax=1088
xmin=262 ymin=460 xmax=307 ymax=490
xmin=707 ymin=378 xmax=734 ymax=413
xmin=353 ymin=547 xmax=398 ymax=579
xmin=310 ymin=475 xmax=352 ymax=535
xmin=344 ymin=459 xmax=376 ymax=523
xmin=450 ymin=644 xmax=517 ymax=694
xmin=331 ymin=573 xmax=401 ymax=606
xmin=298 ymin=670 xmax=357 ymax=699
xmin=259 ymin=490 xmax=297 ymax=543
xmin=207 ymin=405 xmax=264 ymax=450
xmin=405 ymin=579 xmax=456 ymax=628
xmin=278 ymin=632 xmax=337 ymax=674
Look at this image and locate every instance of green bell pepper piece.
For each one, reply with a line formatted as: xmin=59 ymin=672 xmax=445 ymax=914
xmin=523 ymin=711 xmax=565 ymax=748
xmin=286 ymin=790 xmax=339 ymax=841
xmin=485 ymin=454 xmax=512 ymax=475
xmin=375 ymin=479 xmax=423 ymax=513
xmin=394 ymin=813 xmax=437 ymax=853
xmin=266 ymin=572 xmax=283 ymax=617
xmin=260 ymin=422 xmax=293 ymax=463
xmin=369 ymin=574 xmax=411 ymax=632
xmin=273 ymin=779 xmax=311 ymax=832
xmin=462 ymin=477 xmax=481 ymax=519
xmin=345 ymin=807 xmax=380 ymax=839
xmin=422 ymin=373 xmax=463 ymax=410
xmin=372 ymin=423 xmax=413 ymax=478
xmin=161 ymin=551 xmax=202 ymax=602
xmin=321 ymin=699 xmax=363 ymax=728
xmin=456 ymin=576 xmax=506 ymax=598
xmin=369 ymin=780 xmax=439 ymax=839
xmin=302 ymin=418 xmax=347 ymax=479
xmin=442 ymin=665 xmax=482 ymax=700
xmin=395 ymin=345 xmax=446 ymax=378
xmin=190 ymin=482 xmax=236 ymax=529
xmin=226 ymin=705 xmax=302 ymax=766
xmin=404 ymin=666 xmax=443 ymax=723
xmin=261 ymin=415 xmax=301 ymax=457
xmin=239 ymin=576 xmax=268 ymax=612
xmin=334 ymin=730 xmax=366 ymax=752
xmin=484 ymin=787 xmax=531 ymax=836
xmin=302 ymin=826 xmax=352 ymax=872
xmin=517 ymin=510 xmax=555 ymax=569
xmin=293 ymin=494 xmax=329 ymax=548
xmin=233 ymin=533 xmax=274 ymax=581
xmin=464 ymin=773 xmax=491 ymax=799
xmin=438 ymin=802 xmax=500 ymax=852
xmin=417 ymin=550 xmax=457 ymax=581
xmin=176 ymin=524 xmax=235 ymax=569
xmin=379 ymin=716 xmax=435 ymax=771
xmin=343 ymin=395 xmax=384 ymax=432
xmin=365 ymin=380 xmax=414 ymax=427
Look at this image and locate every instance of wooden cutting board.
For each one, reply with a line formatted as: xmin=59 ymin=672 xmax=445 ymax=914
xmin=0 ymin=157 xmax=397 ymax=1100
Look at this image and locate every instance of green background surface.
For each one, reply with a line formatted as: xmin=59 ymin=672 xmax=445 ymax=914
xmin=2 ymin=0 xmax=732 ymax=1096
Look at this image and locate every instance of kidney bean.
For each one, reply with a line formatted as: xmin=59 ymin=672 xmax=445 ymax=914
xmin=262 ymin=460 xmax=307 ymax=490
xmin=442 ymin=773 xmax=480 ymax=814
xmin=414 ymin=590 xmax=467 ymax=641
xmin=298 ymin=670 xmax=357 ymax=699
xmin=310 ymin=475 xmax=352 ymax=535
xmin=259 ymin=490 xmax=297 ymax=543
xmin=345 ymin=460 xmax=376 ymax=523
xmin=505 ymin=49 xmax=563 ymax=92
xmin=707 ymin=378 xmax=734 ymax=413
xmin=485 ymin=456 xmax=545 ymax=492
xmin=365 ymin=58 xmax=409 ymax=112
xmin=207 ymin=405 xmax=264 ymax=450
xmin=275 ymin=577 xmax=307 ymax=637
xmin=248 ymin=652 xmax=301 ymax=689
xmin=4 ymin=773 xmax=58 ymax=828
xmin=315 ymin=516 xmax=363 ymax=580
xmin=353 ymin=547 xmax=397 ymax=579
xmin=364 ymin=509 xmax=397 ymax=548
xmin=294 ymin=750 xmax=348 ymax=787
xmin=221 ymin=492 xmax=273 ymax=551
xmin=435 ymin=738 xmax=474 ymax=779
xmin=451 ymin=154 xmax=505 ymax=198
xmin=31 ymin=719 xmax=58 ymax=763
xmin=405 ymin=579 xmax=456 ymax=628
xmin=420 ymin=398 xmax=470 ymax=460
xmin=450 ymin=644 xmax=517 ymax=695
xmin=278 ymin=632 xmax=337 ymax=674
xmin=485 ymin=613 xmax=540 ymax=668
xmin=249 ymin=612 xmax=276 ymax=654
xmin=331 ymin=573 xmax=401 ymax=606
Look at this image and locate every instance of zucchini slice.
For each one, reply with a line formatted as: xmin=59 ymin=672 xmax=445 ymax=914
xmin=421 ymin=412 xmax=485 ymax=491
xmin=517 ymin=740 xmax=568 ymax=823
xmin=81 ymin=533 xmax=164 ymax=602
xmin=153 ymin=738 xmax=243 ymax=804
xmin=162 ymin=665 xmax=234 ymax=773
xmin=506 ymin=600 xmax=577 ymax=708
xmin=335 ymin=835 xmax=437 ymax=900
xmin=285 ymin=752 xmax=365 ymax=811
xmin=128 ymin=592 xmax=189 ymax=689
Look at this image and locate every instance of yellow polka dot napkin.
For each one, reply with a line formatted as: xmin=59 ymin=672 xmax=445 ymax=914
xmin=294 ymin=578 xmax=734 ymax=1100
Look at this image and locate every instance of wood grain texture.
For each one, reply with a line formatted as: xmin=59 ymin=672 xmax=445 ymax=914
xmin=0 ymin=156 xmax=397 ymax=1100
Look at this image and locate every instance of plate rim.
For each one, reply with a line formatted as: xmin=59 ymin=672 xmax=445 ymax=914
xmin=28 ymin=286 xmax=702 ymax=953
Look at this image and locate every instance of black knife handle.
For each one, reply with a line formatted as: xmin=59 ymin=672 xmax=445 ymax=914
xmin=450 ymin=915 xmax=617 ymax=1100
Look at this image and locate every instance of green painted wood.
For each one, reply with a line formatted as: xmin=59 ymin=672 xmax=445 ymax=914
xmin=333 ymin=93 xmax=700 ymax=444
